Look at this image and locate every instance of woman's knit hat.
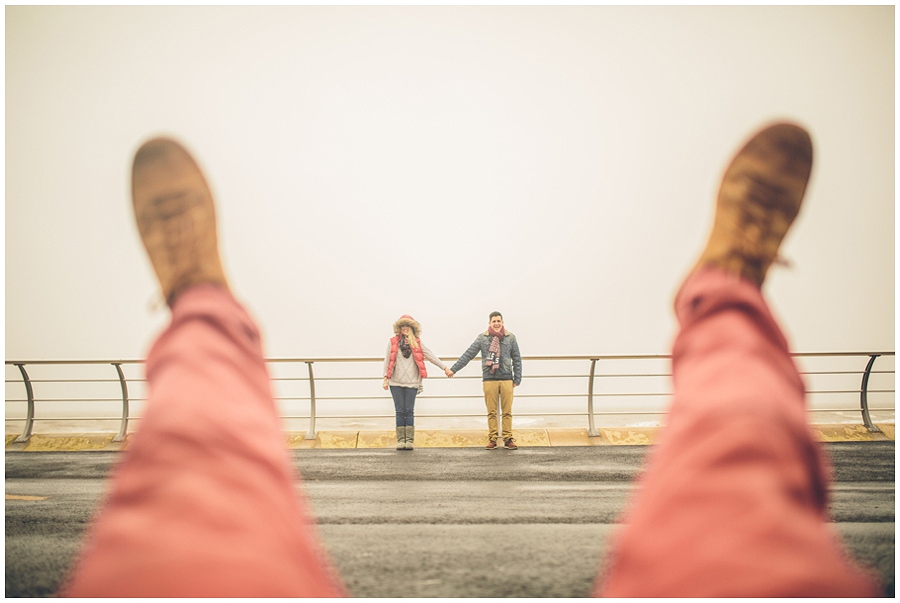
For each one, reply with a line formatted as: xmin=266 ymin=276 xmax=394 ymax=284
xmin=392 ymin=314 xmax=421 ymax=337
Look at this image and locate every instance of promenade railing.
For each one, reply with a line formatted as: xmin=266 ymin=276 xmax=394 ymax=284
xmin=5 ymin=352 xmax=895 ymax=443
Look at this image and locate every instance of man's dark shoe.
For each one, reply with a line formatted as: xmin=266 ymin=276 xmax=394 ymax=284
xmin=485 ymin=440 xmax=498 ymax=450
xmin=504 ymin=439 xmax=518 ymax=450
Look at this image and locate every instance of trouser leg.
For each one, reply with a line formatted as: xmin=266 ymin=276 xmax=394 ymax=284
xmin=62 ymin=286 xmax=344 ymax=598
xmin=482 ymin=381 xmax=500 ymax=441
xmin=390 ymin=386 xmax=416 ymax=427
xmin=498 ymin=380 xmax=514 ymax=441
xmin=404 ymin=388 xmax=417 ymax=449
xmin=597 ymin=268 xmax=879 ymax=597
xmin=403 ymin=387 xmax=417 ymax=427
xmin=390 ymin=386 xmax=405 ymax=427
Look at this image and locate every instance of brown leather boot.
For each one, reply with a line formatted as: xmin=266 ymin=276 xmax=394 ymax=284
xmin=132 ymin=138 xmax=229 ymax=306
xmin=694 ymin=122 xmax=813 ymax=287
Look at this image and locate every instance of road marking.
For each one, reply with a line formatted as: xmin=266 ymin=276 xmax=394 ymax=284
xmin=6 ymin=494 xmax=48 ymax=501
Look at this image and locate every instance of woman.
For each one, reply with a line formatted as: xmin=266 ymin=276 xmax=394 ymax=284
xmin=382 ymin=315 xmax=452 ymax=450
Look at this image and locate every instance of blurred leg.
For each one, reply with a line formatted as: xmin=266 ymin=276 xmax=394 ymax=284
xmin=62 ymin=138 xmax=344 ymax=597
xmin=597 ymin=268 xmax=879 ymax=597
xmin=596 ymin=123 xmax=879 ymax=597
xmin=62 ymin=286 xmax=344 ymax=597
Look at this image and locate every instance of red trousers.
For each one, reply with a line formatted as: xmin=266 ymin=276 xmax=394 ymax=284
xmin=597 ymin=268 xmax=880 ymax=597
xmin=62 ymin=286 xmax=345 ymax=597
xmin=60 ymin=271 xmax=881 ymax=597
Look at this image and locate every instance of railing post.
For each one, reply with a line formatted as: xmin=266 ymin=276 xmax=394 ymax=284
xmin=305 ymin=361 xmax=317 ymax=440
xmin=860 ymin=354 xmax=881 ymax=433
xmin=587 ymin=358 xmax=600 ymax=437
xmin=112 ymin=363 xmax=130 ymax=442
xmin=13 ymin=364 xmax=34 ymax=443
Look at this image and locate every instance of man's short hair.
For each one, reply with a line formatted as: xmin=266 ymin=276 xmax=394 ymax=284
xmin=489 ymin=311 xmax=503 ymax=320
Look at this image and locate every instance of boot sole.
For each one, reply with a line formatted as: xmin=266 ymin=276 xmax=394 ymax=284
xmin=131 ymin=138 xmax=227 ymax=304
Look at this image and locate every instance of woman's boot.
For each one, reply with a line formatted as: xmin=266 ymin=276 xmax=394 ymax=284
xmin=405 ymin=426 xmax=415 ymax=450
xmin=396 ymin=426 xmax=405 ymax=450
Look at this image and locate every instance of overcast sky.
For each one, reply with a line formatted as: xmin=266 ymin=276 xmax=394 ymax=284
xmin=5 ymin=5 xmax=894 ymax=363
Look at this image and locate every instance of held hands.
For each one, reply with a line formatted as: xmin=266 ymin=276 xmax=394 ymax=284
xmin=444 ymin=367 xmax=454 ymax=378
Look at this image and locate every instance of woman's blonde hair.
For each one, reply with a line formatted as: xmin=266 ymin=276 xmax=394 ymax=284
xmin=402 ymin=329 xmax=420 ymax=349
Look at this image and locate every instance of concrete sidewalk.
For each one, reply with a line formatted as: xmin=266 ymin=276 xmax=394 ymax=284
xmin=5 ymin=423 xmax=895 ymax=452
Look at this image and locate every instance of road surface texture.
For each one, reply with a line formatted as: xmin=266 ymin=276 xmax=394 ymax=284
xmin=6 ymin=442 xmax=894 ymax=597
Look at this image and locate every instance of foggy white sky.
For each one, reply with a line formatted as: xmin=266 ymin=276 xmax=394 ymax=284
xmin=5 ymin=5 xmax=895 ymax=362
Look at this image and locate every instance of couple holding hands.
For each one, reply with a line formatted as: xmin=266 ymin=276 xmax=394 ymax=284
xmin=382 ymin=312 xmax=523 ymax=451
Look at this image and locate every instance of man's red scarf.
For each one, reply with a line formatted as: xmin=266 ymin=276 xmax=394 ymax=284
xmin=487 ymin=327 xmax=505 ymax=374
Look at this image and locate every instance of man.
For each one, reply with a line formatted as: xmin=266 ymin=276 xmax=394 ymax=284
xmin=448 ymin=312 xmax=523 ymax=450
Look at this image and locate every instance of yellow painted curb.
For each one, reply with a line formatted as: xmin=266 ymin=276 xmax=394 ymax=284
xmin=9 ymin=434 xmax=130 ymax=452
xmin=547 ymin=428 xmax=593 ymax=446
xmin=311 ymin=431 xmax=359 ymax=449
xmin=599 ymin=427 xmax=660 ymax=446
xmin=509 ymin=429 xmax=552 ymax=447
xmin=284 ymin=434 xmax=319 ymax=449
xmin=5 ymin=424 xmax=893 ymax=451
xmin=876 ymin=424 xmax=895 ymax=440
xmin=415 ymin=429 xmax=486 ymax=448
xmin=357 ymin=431 xmax=398 ymax=449
xmin=813 ymin=424 xmax=894 ymax=442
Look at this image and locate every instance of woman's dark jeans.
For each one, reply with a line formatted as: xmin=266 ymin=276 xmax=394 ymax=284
xmin=389 ymin=385 xmax=417 ymax=427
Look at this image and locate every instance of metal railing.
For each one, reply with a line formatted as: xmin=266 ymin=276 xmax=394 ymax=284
xmin=5 ymin=352 xmax=895 ymax=443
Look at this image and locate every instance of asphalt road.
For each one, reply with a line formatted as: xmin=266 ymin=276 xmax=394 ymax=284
xmin=6 ymin=442 xmax=895 ymax=597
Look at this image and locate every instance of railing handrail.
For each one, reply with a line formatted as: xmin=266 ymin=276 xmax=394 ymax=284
xmin=5 ymin=352 xmax=894 ymax=443
xmin=5 ymin=351 xmax=896 ymax=365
